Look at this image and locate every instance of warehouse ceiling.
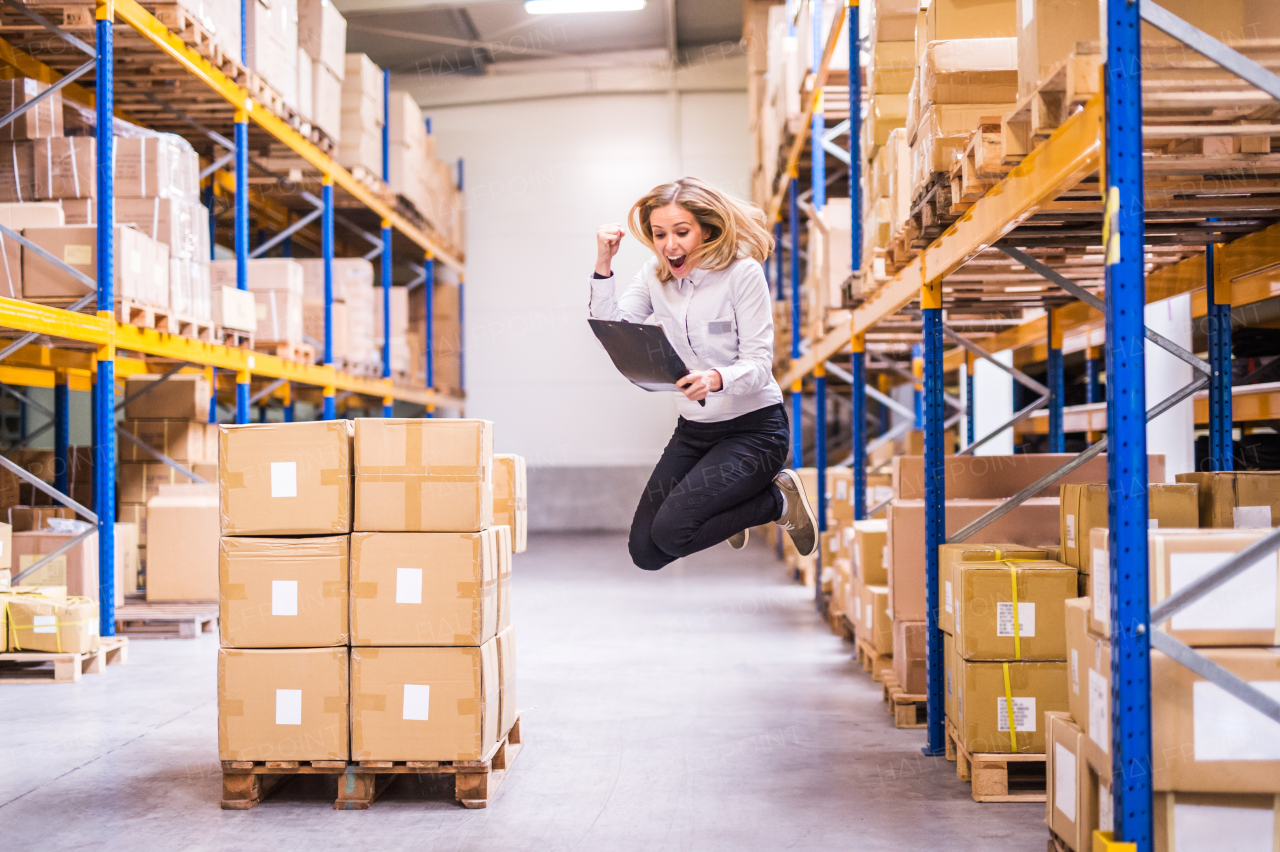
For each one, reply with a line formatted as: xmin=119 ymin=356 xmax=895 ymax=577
xmin=334 ymin=0 xmax=744 ymax=75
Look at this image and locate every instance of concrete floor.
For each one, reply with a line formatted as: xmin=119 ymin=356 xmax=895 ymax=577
xmin=1 ymin=532 xmax=1047 ymax=851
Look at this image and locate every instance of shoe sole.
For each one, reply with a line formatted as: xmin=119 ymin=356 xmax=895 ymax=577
xmin=729 ymin=529 xmax=749 ymax=550
xmin=777 ymin=469 xmax=819 ymax=556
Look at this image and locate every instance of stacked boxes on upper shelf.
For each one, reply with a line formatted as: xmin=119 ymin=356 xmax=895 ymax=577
xmin=339 ymin=54 xmax=385 ymax=176
xmin=211 ymin=259 xmax=306 ymax=352
xmin=408 ymin=277 xmax=463 ymax=397
xmin=216 ymin=418 xmax=521 ymax=765
xmin=297 ymin=258 xmax=378 ymax=372
xmin=298 ymin=0 xmax=347 ymax=142
xmin=373 ymin=283 xmax=410 ymax=377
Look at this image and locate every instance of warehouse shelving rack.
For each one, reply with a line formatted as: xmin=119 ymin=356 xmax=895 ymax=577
xmin=0 ymin=0 xmax=467 ymax=641
xmin=771 ymin=1 xmax=1280 ymax=848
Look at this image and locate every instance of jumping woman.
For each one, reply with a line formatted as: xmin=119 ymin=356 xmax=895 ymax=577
xmin=589 ymin=176 xmax=818 ymax=571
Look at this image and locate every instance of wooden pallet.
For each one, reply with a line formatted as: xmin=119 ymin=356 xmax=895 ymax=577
xmin=332 ymin=357 xmax=380 ymax=378
xmin=0 ymin=636 xmax=129 ymax=683
xmin=880 ymin=673 xmax=927 ymax=729
xmin=254 ymin=341 xmax=317 ymax=365
xmin=218 ymin=328 xmax=255 ymax=349
xmin=115 ymin=601 xmax=218 ymax=639
xmin=115 ymin=299 xmax=215 ymax=341
xmin=1047 ymin=829 xmax=1072 ymax=852
xmin=854 ymin=638 xmax=892 ymax=682
xmin=838 ymin=613 xmax=856 ymax=644
xmin=222 ymin=716 xmax=523 ymax=810
xmin=945 ymin=718 xmax=1047 ymax=803
xmin=1002 ymin=48 xmax=1103 ymax=165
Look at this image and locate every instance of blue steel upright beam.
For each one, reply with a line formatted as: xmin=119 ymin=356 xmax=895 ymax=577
xmin=322 ymin=175 xmax=335 ymax=368
xmin=381 ymin=218 xmax=393 ymax=417
xmin=424 ymin=253 xmax=435 ymax=418
xmin=851 ymin=332 xmax=866 ymax=520
xmin=283 ymin=382 xmax=294 ymax=423
xmin=965 ymin=354 xmax=976 ymax=447
xmin=94 ymin=3 xmax=116 ymax=636
xmin=921 ymin=276 xmax=945 ymax=756
xmin=234 ymin=111 xmax=248 ymax=294
xmin=1085 ymin=348 xmax=1103 ymax=404
xmin=53 ymin=370 xmax=69 ymax=495
xmin=848 ymin=0 xmax=861 ymax=275
xmin=207 ymin=366 xmax=217 ymax=424
xmin=1047 ymin=308 xmax=1065 ymax=453
xmin=789 ymin=176 xmax=802 ymax=467
xmin=1207 ymin=240 xmax=1233 ymax=471
xmin=1104 ymin=0 xmax=1153 ymax=845
xmin=911 ymin=343 xmax=924 ymax=428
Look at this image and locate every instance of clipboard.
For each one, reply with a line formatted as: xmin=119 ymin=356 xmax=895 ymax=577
xmin=588 ymin=318 xmax=706 ymax=407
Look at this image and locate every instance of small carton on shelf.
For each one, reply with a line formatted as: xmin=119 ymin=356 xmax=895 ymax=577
xmin=862 ymin=583 xmax=892 ymax=655
xmin=496 ymin=626 xmax=517 ymax=737
xmin=349 ymin=530 xmax=498 ymax=646
xmin=3 ymin=594 xmax=97 ymax=653
xmin=0 ymin=201 xmax=65 ymax=298
xmin=1066 ymin=596 xmax=1110 ymax=779
xmin=298 ymin=0 xmax=347 ymax=78
xmin=938 ymin=543 xmax=1048 ymax=634
xmin=953 ymin=559 xmax=1077 ymax=661
xmin=353 ymin=418 xmax=493 ymax=532
xmin=851 ymin=518 xmax=888 ymax=585
xmin=891 ymin=619 xmax=927 ymax=693
xmin=350 ymin=641 xmax=500 ymax=761
xmin=217 ymin=646 xmax=349 ymax=761
xmin=117 ymin=461 xmax=218 ymax=505
xmin=1059 ymin=482 xmax=1199 ymax=577
xmin=0 ymin=78 xmax=63 ymax=140
xmin=1045 ymin=710 xmax=1085 ymax=851
xmin=219 ymin=536 xmax=349 ymax=648
xmin=493 ymin=453 xmax=527 ymax=554
xmin=952 ymin=657 xmax=1069 ymax=754
xmin=146 ymin=486 xmax=219 ymax=601
xmin=925 ymin=0 xmax=1017 ymax=42
xmin=212 ymin=285 xmax=257 ymax=334
xmin=218 ymin=421 xmax=353 ymax=536
xmin=1175 ymin=470 xmax=1280 ymax=528
xmin=119 ymin=419 xmax=215 ymax=463
xmin=12 ymin=528 xmax=98 ymax=600
xmin=1153 ymin=792 xmax=1280 ymax=850
xmin=124 ymin=373 xmax=210 ymax=420
xmin=23 ymin=225 xmax=169 ymax=307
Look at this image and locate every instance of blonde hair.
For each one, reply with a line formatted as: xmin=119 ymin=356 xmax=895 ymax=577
xmin=628 ymin=177 xmax=774 ymax=283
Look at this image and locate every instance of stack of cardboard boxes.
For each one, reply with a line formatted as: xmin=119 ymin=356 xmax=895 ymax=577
xmin=1 ymin=584 xmax=98 ymax=655
xmin=339 ymin=54 xmax=385 ymax=176
xmin=297 ymin=258 xmax=378 ymax=371
xmin=408 ymin=279 xmax=464 ymax=397
xmin=298 ymin=0 xmax=347 ymax=143
xmin=217 ymin=418 xmax=519 ymax=766
xmin=373 ymin=284 xmax=410 ymax=376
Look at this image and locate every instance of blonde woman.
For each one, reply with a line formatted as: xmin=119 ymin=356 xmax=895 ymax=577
xmin=590 ymin=177 xmax=818 ymax=571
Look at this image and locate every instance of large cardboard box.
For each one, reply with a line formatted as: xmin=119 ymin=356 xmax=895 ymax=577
xmin=217 ymin=646 xmax=349 ymax=761
xmin=118 ymin=461 xmax=217 ymax=505
xmin=862 ymin=584 xmax=892 ymax=654
xmin=211 ymin=258 xmax=305 ymax=295
xmin=311 ymin=62 xmax=343 ymax=142
xmin=944 ymin=630 xmax=959 ymax=723
xmin=298 ymin=0 xmax=347 ymax=76
xmin=219 ymin=420 xmax=353 ymax=536
xmin=0 ymin=202 xmax=64 ymax=297
xmin=124 ymin=373 xmax=210 ymax=420
xmin=954 ymin=560 xmax=1076 ymax=660
xmin=119 ymin=419 xmax=213 ymax=463
xmin=34 ymin=137 xmax=94 ymax=199
xmin=349 ymin=530 xmax=498 ymax=646
xmin=920 ymin=38 xmax=1018 ymax=105
xmin=1153 ymin=792 xmax=1280 ymax=851
xmin=115 ymin=521 xmax=138 ymax=602
xmin=892 ymin=619 xmax=927 ymax=694
xmin=23 ymin=225 xmax=165 ymax=304
xmin=116 ymin=197 xmax=204 ymax=261
xmin=12 ymin=529 xmax=98 ymax=600
xmin=496 ymin=626 xmax=517 ymax=737
xmin=246 ymin=0 xmax=298 ymax=109
xmin=212 ymin=285 xmax=257 ymax=333
xmin=350 ymin=642 xmax=500 ymax=761
xmin=495 ymin=524 xmax=512 ymax=632
xmin=147 ymin=490 xmax=219 ymax=601
xmin=1151 ymin=647 xmax=1280 ymax=792
xmin=888 ymin=497 xmax=1060 ymax=621
xmin=493 ymin=453 xmax=527 ymax=554
xmin=114 ymin=135 xmax=198 ymax=200
xmin=953 ymin=658 xmax=1069 ymax=754
xmin=3 ymin=595 xmax=97 ymax=653
xmin=925 ymin=0 xmax=1017 ymax=41
xmin=1176 ymin=471 xmax=1280 ymax=528
xmin=851 ymin=519 xmax=888 ymax=585
xmin=1045 ymin=711 xmax=1085 ymax=851
xmin=219 ymin=535 xmax=349 ymax=648
xmin=1017 ymin=0 xmax=1101 ymax=99
xmin=1059 ymin=482 xmax=1199 ymax=576
xmin=1088 ymin=527 xmax=1110 ymax=637
xmin=1149 ymin=527 xmax=1279 ymax=647
xmin=891 ymin=453 xmax=1161 ymax=500
xmin=1066 ymin=596 xmax=1111 ymax=778
xmin=0 ymin=78 xmax=62 ymax=141
xmin=7 ymin=506 xmax=70 ymax=533
xmin=939 ymin=543 xmax=1048 ymax=634
xmin=353 ymin=418 xmax=493 ymax=532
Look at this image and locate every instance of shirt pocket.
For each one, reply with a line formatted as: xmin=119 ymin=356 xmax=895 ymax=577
xmin=699 ymin=315 xmax=738 ymax=365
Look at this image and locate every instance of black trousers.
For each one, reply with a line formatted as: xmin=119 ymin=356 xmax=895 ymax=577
xmin=629 ymin=403 xmax=790 ymax=571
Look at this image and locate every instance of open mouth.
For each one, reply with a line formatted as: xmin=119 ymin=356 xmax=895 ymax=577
xmin=667 ymin=254 xmax=687 ymax=271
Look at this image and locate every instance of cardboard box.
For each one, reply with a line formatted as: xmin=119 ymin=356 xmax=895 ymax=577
xmin=34 ymin=137 xmax=95 ymax=199
xmin=944 ymin=630 xmax=959 ymax=722
xmin=953 ymin=658 xmax=1069 ymax=754
xmin=1149 ymin=527 xmax=1279 ymax=646
xmin=245 ymin=0 xmax=298 ymax=110
xmin=124 ymin=373 xmax=210 ymax=420
xmin=119 ymin=503 xmax=147 ymax=547
xmin=851 ymin=519 xmax=888 ymax=585
xmin=3 ymin=594 xmax=97 ymax=653
xmin=1175 ymin=471 xmax=1280 ymax=528
xmin=1151 ymin=646 xmax=1280 ymax=792
xmin=23 ymin=225 xmax=164 ymax=304
xmin=0 ymin=201 xmax=64 ymax=297
xmin=219 ymin=535 xmax=349 ymax=648
xmin=217 ymin=646 xmax=349 ymax=761
xmin=0 ymin=78 xmax=62 ymax=140
xmin=493 ymin=453 xmax=527 ymax=554
xmin=350 ymin=642 xmax=500 ymax=761
xmin=954 ymin=560 xmax=1077 ymax=661
xmin=8 ymin=505 xmax=72 ymax=533
xmin=115 ymin=521 xmax=138 ymax=602
xmin=146 ymin=489 xmax=219 ymax=601
xmin=1079 ymin=747 xmax=1114 ymax=848
xmin=298 ymin=0 xmax=347 ymax=77
xmin=119 ymin=419 xmax=212 ymax=463
xmin=1060 ymin=482 xmax=1199 ymax=575
xmin=495 ymin=524 xmax=512 ymax=632
xmin=118 ymin=461 xmax=217 ymax=505
xmin=1153 ymin=792 xmax=1279 ymax=851
xmin=1017 ymin=0 xmax=1101 ymax=99
xmin=862 ymin=584 xmax=893 ymax=654
xmin=920 ymin=38 xmax=1018 ymax=105
xmin=1065 ymin=597 xmax=1111 ymax=778
xmin=251 ymin=286 xmax=304 ymax=344
xmin=349 ymin=530 xmax=498 ymax=646
xmin=887 ymin=497 xmax=1061 ymax=621
xmin=925 ymin=0 xmax=1017 ymax=41
xmin=353 ymin=418 xmax=493 ymax=532
xmin=219 ymin=420 xmax=353 ymax=536
xmin=1087 ymin=527 xmax=1110 ymax=637
xmin=211 ymin=258 xmax=305 ymax=296
xmin=212 ymin=285 xmax=257 ymax=333
xmin=939 ymin=543 xmax=1049 ymax=634
xmin=311 ymin=62 xmax=343 ymax=143
xmin=891 ymin=453 xmax=1161 ymax=500
xmin=892 ymin=619 xmax=928 ymax=694
xmin=1045 ymin=711 xmax=1085 ymax=851
xmin=114 ymin=136 xmax=197 ymax=200
xmin=496 ymin=625 xmax=517 ymax=736
xmin=12 ymin=528 xmax=98 ymax=600
xmin=116 ymin=197 xmax=203 ymax=260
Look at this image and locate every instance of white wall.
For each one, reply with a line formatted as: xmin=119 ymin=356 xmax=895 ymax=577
xmin=973 ymin=350 xmax=1015 ymax=455
xmin=1145 ymin=294 xmax=1195 ymax=480
xmin=428 ymin=87 xmax=751 ymax=468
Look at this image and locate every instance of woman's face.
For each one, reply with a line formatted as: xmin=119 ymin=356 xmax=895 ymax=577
xmin=649 ymin=204 xmax=705 ymax=280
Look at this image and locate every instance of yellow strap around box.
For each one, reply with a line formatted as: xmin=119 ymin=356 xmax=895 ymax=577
xmin=1002 ymin=661 xmax=1018 ymax=752
xmin=1010 ymin=565 xmax=1022 ymax=661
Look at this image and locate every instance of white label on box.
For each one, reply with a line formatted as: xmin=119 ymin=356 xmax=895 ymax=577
xmin=1054 ymin=742 xmax=1077 ymax=823
xmin=270 ymin=461 xmax=297 ymax=498
xmin=402 ymin=684 xmax=431 ymax=721
xmin=864 ymin=602 xmax=872 ymax=630
xmin=64 ymin=244 xmax=91 ymax=265
xmin=275 ymin=689 xmax=302 ymax=725
xmin=1099 ymin=784 xmax=1113 ymax=832
xmin=1192 ymin=679 xmax=1280 ymax=761
xmin=996 ymin=696 xmax=1036 ymax=732
xmin=843 ymin=527 xmax=854 ymax=547
xmin=996 ymin=601 xmax=1035 ymax=637
xmin=271 ymin=580 xmax=298 ymax=616
xmin=946 ymin=668 xmax=952 ymax=699
xmin=1174 ymin=802 xmax=1274 ymax=852
xmin=1070 ymin=648 xmax=1079 ymax=695
xmin=395 ymin=568 xmax=423 ymax=604
xmin=1169 ymin=551 xmax=1278 ymax=632
xmin=1021 ymin=0 xmax=1034 ymax=25
xmin=944 ymin=580 xmax=953 ymax=614
xmin=829 ymin=536 xmax=838 ymax=554
xmin=32 ymin=614 xmax=56 ymax=634
xmin=130 ymin=249 xmax=141 ymax=274
xmin=853 ymin=543 xmax=861 ymax=570
xmin=1089 ymin=668 xmax=1110 ymax=754
xmin=881 ymin=545 xmax=888 ymax=566
xmin=1065 ymin=514 xmax=1076 ymax=548
xmin=836 ymin=480 xmax=847 ymax=501
xmin=1234 ymin=505 xmax=1272 ymax=530
xmin=1093 ymin=547 xmax=1110 ymax=628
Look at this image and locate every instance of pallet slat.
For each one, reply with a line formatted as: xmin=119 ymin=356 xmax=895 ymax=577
xmin=945 ymin=718 xmax=1046 ymax=803
xmin=0 ymin=636 xmax=129 ymax=683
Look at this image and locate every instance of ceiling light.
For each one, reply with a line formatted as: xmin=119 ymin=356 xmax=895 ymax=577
xmin=525 ymin=0 xmax=645 ymax=13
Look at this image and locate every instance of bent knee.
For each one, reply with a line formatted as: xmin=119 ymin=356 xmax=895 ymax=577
xmin=649 ymin=510 xmax=697 ymax=559
xmin=628 ymin=537 xmax=669 ymax=571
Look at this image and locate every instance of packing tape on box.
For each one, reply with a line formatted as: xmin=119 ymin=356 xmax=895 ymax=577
xmin=1010 ymin=565 xmax=1022 ymax=661
xmin=456 ymin=698 xmax=479 ymax=716
xmin=323 ymin=695 xmax=344 ymax=713
xmin=357 ymin=421 xmax=487 ymax=529
xmin=454 ymin=633 xmax=476 ymax=644
xmin=322 ymin=580 xmax=344 ymax=598
xmin=222 ymin=583 xmax=247 ymax=600
xmin=222 ymin=699 xmax=245 ymax=717
xmin=221 ymin=467 xmax=345 ymax=489
xmin=352 ymin=582 xmax=378 ymax=599
xmin=1002 ymin=662 xmax=1018 ymax=752
xmin=355 ymin=693 xmax=386 ymax=711
xmin=456 ymin=581 xmax=479 ymax=599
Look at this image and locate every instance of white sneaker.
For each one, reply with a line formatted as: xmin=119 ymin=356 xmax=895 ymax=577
xmin=728 ymin=528 xmax=749 ymax=550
